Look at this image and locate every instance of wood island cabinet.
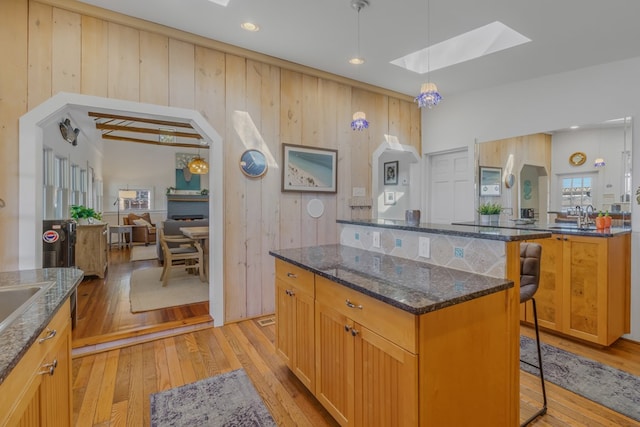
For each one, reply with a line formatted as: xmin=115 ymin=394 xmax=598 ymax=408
xmin=275 ymin=260 xmax=315 ymax=392
xmin=315 ymin=277 xmax=418 ymax=427
xmin=524 ymin=233 xmax=630 ymax=345
xmin=0 ymin=301 xmax=72 ymax=426
xmin=76 ymin=224 xmax=108 ymax=278
xmin=275 ymin=257 xmax=518 ymax=427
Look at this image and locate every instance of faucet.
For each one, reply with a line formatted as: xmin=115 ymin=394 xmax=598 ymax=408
xmin=581 ymin=205 xmax=595 ymax=228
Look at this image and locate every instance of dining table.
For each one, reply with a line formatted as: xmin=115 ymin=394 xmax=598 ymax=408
xmin=180 ymin=226 xmax=210 ymax=279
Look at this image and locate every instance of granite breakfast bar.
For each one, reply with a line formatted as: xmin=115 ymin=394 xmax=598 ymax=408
xmin=270 ymin=222 xmax=552 ymax=426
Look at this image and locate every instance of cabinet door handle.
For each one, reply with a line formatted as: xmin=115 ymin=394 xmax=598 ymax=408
xmin=286 ymin=272 xmax=297 ymax=279
xmin=345 ymin=299 xmax=363 ymax=310
xmin=38 ymin=328 xmax=57 ymax=344
xmin=344 ymin=325 xmax=351 ymax=332
xmin=286 ymin=289 xmax=295 ymax=297
xmin=38 ymin=359 xmax=58 ymax=376
xmin=351 ymin=328 xmax=359 ymax=337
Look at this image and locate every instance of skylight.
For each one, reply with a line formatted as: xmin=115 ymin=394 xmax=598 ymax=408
xmin=391 ymin=21 xmax=530 ymax=74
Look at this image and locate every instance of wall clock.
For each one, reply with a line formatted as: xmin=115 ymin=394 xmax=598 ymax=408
xmin=239 ymin=149 xmax=267 ymax=178
xmin=569 ymin=151 xmax=586 ymax=166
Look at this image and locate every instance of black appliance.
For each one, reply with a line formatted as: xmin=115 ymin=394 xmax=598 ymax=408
xmin=42 ymin=219 xmax=78 ymax=328
xmin=42 ymin=219 xmax=76 ymax=268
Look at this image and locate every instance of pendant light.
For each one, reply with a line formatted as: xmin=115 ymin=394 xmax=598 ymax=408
xmin=188 ymin=152 xmax=209 ymax=174
xmin=415 ymin=0 xmax=442 ymax=108
xmin=349 ymin=0 xmax=370 ymax=131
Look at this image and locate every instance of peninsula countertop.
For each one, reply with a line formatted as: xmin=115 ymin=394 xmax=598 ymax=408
xmin=451 ymin=220 xmax=632 ymax=237
xmin=0 ymin=268 xmax=84 ymax=384
xmin=269 ymin=244 xmax=513 ymax=316
xmin=337 ymin=218 xmax=552 ymax=241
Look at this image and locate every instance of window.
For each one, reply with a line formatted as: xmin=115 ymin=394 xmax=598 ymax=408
xmin=559 ymin=174 xmax=595 ymax=212
xmin=118 ymin=189 xmax=152 ymax=211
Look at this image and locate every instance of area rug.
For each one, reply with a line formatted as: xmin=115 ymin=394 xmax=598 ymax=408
xmin=150 ymin=368 xmax=276 ymax=427
xmin=129 ymin=267 xmax=208 ymax=312
xmin=520 ymin=335 xmax=640 ymax=421
xmin=130 ymin=245 xmax=158 ymax=261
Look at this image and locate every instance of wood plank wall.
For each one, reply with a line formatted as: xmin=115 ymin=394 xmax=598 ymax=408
xmin=0 ymin=0 xmax=421 ymax=322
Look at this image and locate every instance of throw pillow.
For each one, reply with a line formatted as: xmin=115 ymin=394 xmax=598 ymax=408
xmin=133 ymin=218 xmax=153 ymax=228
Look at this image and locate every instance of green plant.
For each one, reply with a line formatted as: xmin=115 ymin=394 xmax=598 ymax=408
xmin=477 ymin=202 xmax=502 ymax=215
xmin=70 ymin=205 xmax=102 ymax=221
xmin=166 ymin=186 xmax=176 ymax=194
xmin=200 ymin=188 xmax=209 ymax=195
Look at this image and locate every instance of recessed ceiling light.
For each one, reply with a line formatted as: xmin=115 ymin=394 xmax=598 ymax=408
xmin=241 ymin=22 xmax=260 ymax=32
xmin=570 ymin=125 xmax=580 ymax=129
xmin=391 ymin=21 xmax=531 ymax=74
xmin=349 ymin=57 xmax=365 ymax=65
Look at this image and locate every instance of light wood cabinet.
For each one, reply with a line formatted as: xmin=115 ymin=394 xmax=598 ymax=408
xmin=315 ymin=279 xmax=418 ymax=427
xmin=275 ymin=260 xmax=315 ymax=392
xmin=275 ymin=257 xmax=518 ymax=427
xmin=76 ymin=224 xmax=108 ymax=278
xmin=0 ymin=301 xmax=72 ymax=426
xmin=524 ymin=233 xmax=630 ymax=345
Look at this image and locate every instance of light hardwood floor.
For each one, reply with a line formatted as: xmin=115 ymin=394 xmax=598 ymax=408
xmin=71 ymin=249 xmax=640 ymax=426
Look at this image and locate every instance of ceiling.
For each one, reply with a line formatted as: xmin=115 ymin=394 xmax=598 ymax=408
xmin=77 ymin=0 xmax=640 ymax=99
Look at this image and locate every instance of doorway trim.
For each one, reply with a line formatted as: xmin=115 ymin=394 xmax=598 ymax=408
xmin=19 ymin=92 xmax=225 ymax=326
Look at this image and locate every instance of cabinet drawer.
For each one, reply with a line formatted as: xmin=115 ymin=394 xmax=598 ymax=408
xmin=316 ymin=276 xmax=417 ymax=353
xmin=276 ymin=259 xmax=314 ymax=295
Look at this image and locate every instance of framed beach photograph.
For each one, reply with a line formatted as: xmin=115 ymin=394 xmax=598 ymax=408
xmin=384 ymin=161 xmax=398 ymax=185
xmin=282 ymin=144 xmax=338 ymax=193
xmin=479 ymin=166 xmax=502 ymax=196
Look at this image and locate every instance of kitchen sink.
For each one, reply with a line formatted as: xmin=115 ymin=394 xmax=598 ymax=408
xmin=0 ymin=282 xmax=55 ymax=332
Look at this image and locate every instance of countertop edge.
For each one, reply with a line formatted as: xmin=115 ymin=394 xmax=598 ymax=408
xmin=337 ymin=219 xmax=552 ymax=241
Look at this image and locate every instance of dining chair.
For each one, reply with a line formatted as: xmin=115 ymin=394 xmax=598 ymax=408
xmin=520 ymin=242 xmax=547 ymax=426
xmin=159 ymin=229 xmax=205 ymax=287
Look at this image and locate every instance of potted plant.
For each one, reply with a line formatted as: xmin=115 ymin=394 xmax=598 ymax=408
xmin=478 ymin=202 xmax=502 ymax=225
xmin=70 ymin=205 xmax=102 ymax=225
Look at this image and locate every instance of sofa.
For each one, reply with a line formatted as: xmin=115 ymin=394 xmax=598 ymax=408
xmin=157 ymin=218 xmax=209 ymax=262
xmin=123 ymin=212 xmax=157 ymax=246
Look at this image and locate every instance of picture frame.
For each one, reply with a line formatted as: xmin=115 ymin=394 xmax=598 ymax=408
xmin=383 ymin=161 xmax=399 ymax=185
xmin=282 ymin=143 xmax=338 ymax=193
xmin=384 ymin=191 xmax=396 ymax=205
xmin=479 ymin=166 xmax=502 ymax=196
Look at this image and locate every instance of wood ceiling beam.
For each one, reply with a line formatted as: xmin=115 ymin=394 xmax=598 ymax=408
xmin=88 ymin=111 xmax=195 ymax=128
xmin=95 ymin=123 xmax=203 ymax=139
xmin=101 ymin=134 xmax=210 ymax=149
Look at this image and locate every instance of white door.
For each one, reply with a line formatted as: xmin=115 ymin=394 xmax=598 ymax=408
xmin=428 ymin=149 xmax=473 ymax=224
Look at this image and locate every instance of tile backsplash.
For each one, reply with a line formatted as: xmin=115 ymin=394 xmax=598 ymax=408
xmin=340 ymin=224 xmax=506 ymax=278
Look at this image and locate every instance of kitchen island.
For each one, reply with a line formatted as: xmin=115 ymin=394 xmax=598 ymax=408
xmin=0 ymin=268 xmax=84 ymax=425
xmin=270 ymin=225 xmax=544 ymax=427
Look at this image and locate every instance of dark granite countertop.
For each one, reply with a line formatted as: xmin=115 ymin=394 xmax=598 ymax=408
xmin=0 ymin=268 xmax=84 ymax=385
xmin=337 ymin=219 xmax=552 ymax=241
xmin=451 ymin=220 xmax=631 ymax=237
xmin=269 ymin=245 xmax=513 ymax=316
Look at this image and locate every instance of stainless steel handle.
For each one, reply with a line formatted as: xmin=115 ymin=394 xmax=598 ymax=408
xmin=38 ymin=328 xmax=57 ymax=344
xmin=38 ymin=359 xmax=58 ymax=376
xmin=345 ymin=299 xmax=363 ymax=310
xmin=351 ymin=328 xmax=359 ymax=337
xmin=287 ymin=272 xmax=297 ymax=279
xmin=285 ymin=289 xmax=295 ymax=297
xmin=344 ymin=325 xmax=351 ymax=332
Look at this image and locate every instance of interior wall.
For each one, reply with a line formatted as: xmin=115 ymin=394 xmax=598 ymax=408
xmin=422 ymin=55 xmax=640 ymax=341
xmin=0 ymin=0 xmax=421 ymax=323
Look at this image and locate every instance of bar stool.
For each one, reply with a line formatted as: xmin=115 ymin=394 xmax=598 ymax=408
xmin=520 ymin=242 xmax=547 ymax=426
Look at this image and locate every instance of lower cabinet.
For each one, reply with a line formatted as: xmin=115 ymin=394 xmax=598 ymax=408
xmin=275 ymin=258 xmax=518 ymax=426
xmin=76 ymin=224 xmax=108 ymax=278
xmin=275 ymin=260 xmax=315 ymax=392
xmin=524 ymin=233 xmax=630 ymax=345
xmin=0 ymin=301 xmax=72 ymax=426
xmin=315 ymin=293 xmax=418 ymax=427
